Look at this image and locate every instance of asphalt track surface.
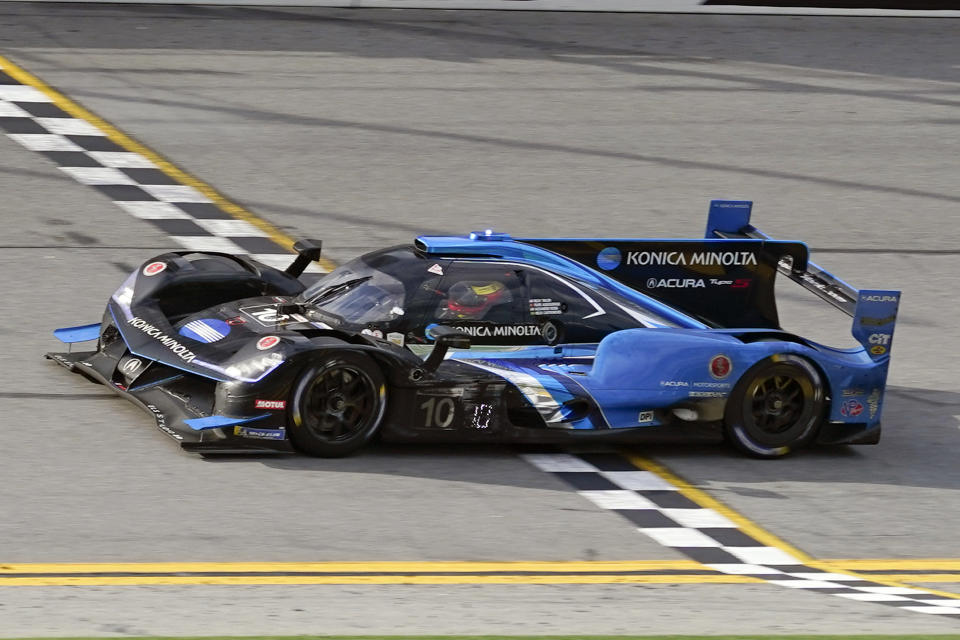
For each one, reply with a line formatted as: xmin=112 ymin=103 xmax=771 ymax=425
xmin=0 ymin=4 xmax=958 ymax=635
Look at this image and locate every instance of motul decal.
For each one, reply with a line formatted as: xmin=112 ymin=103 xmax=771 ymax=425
xmin=254 ymin=399 xmax=286 ymax=410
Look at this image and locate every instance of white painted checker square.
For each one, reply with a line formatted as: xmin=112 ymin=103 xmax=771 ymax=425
xmin=141 ymin=184 xmax=212 ymax=203
xmin=855 ymin=586 xmax=929 ymax=595
xmin=522 ymin=453 xmax=599 ymax=473
xmin=916 ymin=599 xmax=960 ymax=606
xmin=115 ymin=202 xmax=192 ymax=220
xmin=59 ymin=166 xmax=137 ymax=185
xmin=722 ymin=546 xmax=802 ymax=565
xmin=170 ymin=236 xmax=245 ymax=253
xmin=662 ymin=508 xmax=737 ymax=528
xmin=639 ymin=527 xmax=721 ymax=548
xmin=705 ymin=564 xmax=785 ymax=575
xmin=785 ymin=572 xmax=866 ymax=582
xmin=194 ymin=219 xmax=265 ymax=237
xmin=579 ymin=490 xmax=657 ymax=510
xmin=0 ymin=85 xmax=52 ymax=102
xmin=600 ymin=471 xmax=678 ymax=491
xmin=7 ymin=133 xmax=83 ymax=152
xmin=766 ymin=579 xmax=846 ymax=589
xmin=835 ymin=593 xmax=913 ymax=602
xmin=0 ymin=101 xmax=32 ymax=117
xmin=36 ymin=117 xmax=104 ymax=136
xmin=246 ymin=254 xmax=327 ymax=273
xmin=898 ymin=606 xmax=960 ymax=615
xmin=87 ymin=151 xmax=157 ymax=168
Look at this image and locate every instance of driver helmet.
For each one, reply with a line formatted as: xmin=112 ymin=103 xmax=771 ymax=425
xmin=442 ymin=281 xmax=511 ymax=320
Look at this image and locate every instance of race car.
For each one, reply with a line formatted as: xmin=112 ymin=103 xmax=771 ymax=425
xmin=47 ymin=200 xmax=900 ymax=458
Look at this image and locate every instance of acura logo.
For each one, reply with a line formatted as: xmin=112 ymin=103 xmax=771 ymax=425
xmin=121 ymin=358 xmax=142 ymax=375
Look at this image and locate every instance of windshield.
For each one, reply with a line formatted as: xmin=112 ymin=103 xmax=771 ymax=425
xmin=298 ymin=246 xmax=426 ymax=326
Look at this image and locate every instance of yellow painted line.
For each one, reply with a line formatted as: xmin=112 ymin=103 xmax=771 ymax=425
xmin=627 ymin=455 xmax=814 ymax=562
xmin=869 ymin=574 xmax=960 ymax=583
xmin=829 ymin=559 xmax=960 ymax=571
xmin=0 ymin=560 xmax=704 ymax=574
xmin=0 ymin=54 xmax=337 ymax=273
xmin=0 ymin=575 xmax=761 ymax=587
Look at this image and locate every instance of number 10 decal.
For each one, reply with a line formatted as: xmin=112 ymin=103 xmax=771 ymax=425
xmin=419 ymin=396 xmax=456 ymax=428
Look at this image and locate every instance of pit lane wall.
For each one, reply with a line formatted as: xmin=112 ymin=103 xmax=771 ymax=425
xmin=7 ymin=0 xmax=960 ymax=15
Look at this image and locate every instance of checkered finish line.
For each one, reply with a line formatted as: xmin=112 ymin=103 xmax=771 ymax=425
xmin=524 ymin=452 xmax=960 ymax=619
xmin=0 ymin=64 xmax=324 ymax=275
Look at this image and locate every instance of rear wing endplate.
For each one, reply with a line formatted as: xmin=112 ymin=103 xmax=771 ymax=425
xmin=706 ymin=200 xmax=859 ymax=316
xmin=705 ymin=200 xmax=900 ymax=360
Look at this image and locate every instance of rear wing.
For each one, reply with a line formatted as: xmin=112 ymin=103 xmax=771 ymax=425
xmin=706 ymin=200 xmax=900 ymax=360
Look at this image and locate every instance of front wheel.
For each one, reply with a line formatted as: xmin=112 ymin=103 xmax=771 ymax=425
xmin=724 ymin=355 xmax=825 ymax=459
xmin=288 ymin=352 xmax=387 ymax=457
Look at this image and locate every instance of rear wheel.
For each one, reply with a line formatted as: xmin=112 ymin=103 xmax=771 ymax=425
xmin=724 ymin=355 xmax=825 ymax=458
xmin=288 ymin=352 xmax=387 ymax=457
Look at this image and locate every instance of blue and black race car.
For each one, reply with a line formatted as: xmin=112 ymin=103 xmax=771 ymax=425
xmin=48 ymin=200 xmax=899 ymax=458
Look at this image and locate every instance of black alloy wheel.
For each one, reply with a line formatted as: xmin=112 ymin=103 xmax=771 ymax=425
xmin=288 ymin=352 xmax=387 ymax=457
xmin=724 ymin=355 xmax=825 ymax=459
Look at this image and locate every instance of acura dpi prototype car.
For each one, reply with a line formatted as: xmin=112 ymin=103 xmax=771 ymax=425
xmin=48 ymin=200 xmax=900 ymax=458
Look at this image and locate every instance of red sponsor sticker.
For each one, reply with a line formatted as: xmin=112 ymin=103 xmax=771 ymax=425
xmin=257 ymin=336 xmax=280 ymax=350
xmin=840 ymin=399 xmax=864 ymax=417
xmin=142 ymin=261 xmax=167 ymax=276
xmin=226 ymin=317 xmax=246 ymax=326
xmin=255 ymin=399 xmax=286 ymax=410
xmin=710 ymin=355 xmax=732 ymax=380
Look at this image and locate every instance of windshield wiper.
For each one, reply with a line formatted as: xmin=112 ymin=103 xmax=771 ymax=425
xmin=310 ymin=276 xmax=372 ymax=304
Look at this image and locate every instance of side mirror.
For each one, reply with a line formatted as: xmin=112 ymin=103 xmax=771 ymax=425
xmin=286 ymin=239 xmax=323 ymax=277
xmin=422 ymin=325 xmax=471 ymax=372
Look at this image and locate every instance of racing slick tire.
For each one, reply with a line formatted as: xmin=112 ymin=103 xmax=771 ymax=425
xmin=723 ymin=354 xmax=825 ymax=459
xmin=288 ymin=352 xmax=387 ymax=457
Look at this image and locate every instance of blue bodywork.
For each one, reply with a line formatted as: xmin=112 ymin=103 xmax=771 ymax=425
xmin=422 ymin=201 xmax=899 ymax=438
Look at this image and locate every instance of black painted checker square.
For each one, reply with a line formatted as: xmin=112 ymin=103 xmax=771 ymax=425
xmin=146 ymin=219 xmax=208 ymax=236
xmin=0 ymin=71 xmax=19 ymax=84
xmin=700 ymin=528 xmax=766 ymax=547
xmin=230 ymin=236 xmax=288 ymax=254
xmin=175 ymin=203 xmax=233 ymax=219
xmin=92 ymin=184 xmax=157 ymax=201
xmin=66 ymin=135 xmax=124 ymax=152
xmin=641 ymin=491 xmax=702 ymax=509
xmin=765 ymin=564 xmax=814 ymax=573
xmin=614 ymin=509 xmax=679 ymax=528
xmin=674 ymin=547 xmax=743 ymax=565
xmin=797 ymin=587 xmax=869 ymax=596
xmin=576 ymin=453 xmax=638 ymax=472
xmin=15 ymin=102 xmax=71 ymax=118
xmin=874 ymin=599 xmax=928 ymax=609
xmin=552 ymin=472 xmax=620 ymax=491
xmin=120 ymin=168 xmax=180 ymax=185
xmin=782 ymin=566 xmax=830 ymax=575
xmin=0 ymin=117 xmax=47 ymax=134
xmin=41 ymin=151 xmax=103 ymax=167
